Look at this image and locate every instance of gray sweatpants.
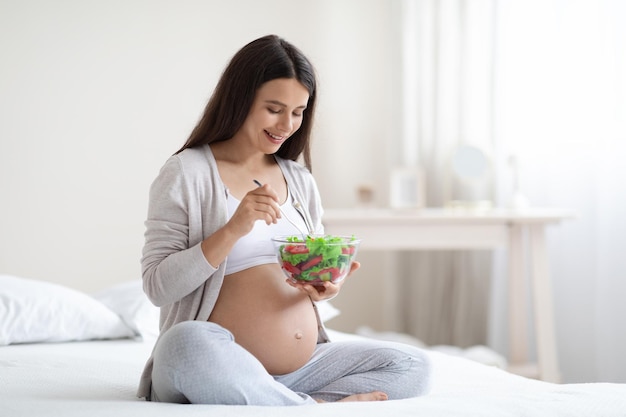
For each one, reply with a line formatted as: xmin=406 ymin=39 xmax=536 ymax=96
xmin=150 ymin=320 xmax=431 ymax=405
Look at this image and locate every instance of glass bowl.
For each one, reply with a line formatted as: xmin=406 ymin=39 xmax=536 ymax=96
xmin=272 ymin=235 xmax=361 ymax=285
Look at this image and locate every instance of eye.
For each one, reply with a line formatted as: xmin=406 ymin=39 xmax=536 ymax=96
xmin=267 ymin=107 xmax=281 ymax=114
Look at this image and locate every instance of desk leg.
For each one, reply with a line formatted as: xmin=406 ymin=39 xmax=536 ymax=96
xmin=508 ymin=224 xmax=529 ymax=365
xmin=529 ymin=225 xmax=561 ymax=383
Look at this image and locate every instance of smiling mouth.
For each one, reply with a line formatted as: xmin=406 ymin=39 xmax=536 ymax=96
xmin=265 ymin=130 xmax=286 ymax=142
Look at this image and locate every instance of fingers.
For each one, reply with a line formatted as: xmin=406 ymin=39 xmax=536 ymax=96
xmin=286 ymin=279 xmax=341 ymax=301
xmin=252 ymin=183 xmax=280 ymax=203
xmin=249 ymin=184 xmax=281 ymax=225
xmin=348 ymin=261 xmax=361 ymax=276
xmin=230 ymin=185 xmax=281 ymax=230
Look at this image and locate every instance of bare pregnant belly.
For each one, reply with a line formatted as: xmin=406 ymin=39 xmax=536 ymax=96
xmin=208 ymin=264 xmax=319 ymax=375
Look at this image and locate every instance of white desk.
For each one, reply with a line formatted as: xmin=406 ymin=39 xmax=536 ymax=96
xmin=322 ymin=207 xmax=575 ymax=383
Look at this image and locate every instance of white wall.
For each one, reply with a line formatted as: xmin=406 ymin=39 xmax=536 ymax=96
xmin=0 ymin=0 xmax=395 ymax=293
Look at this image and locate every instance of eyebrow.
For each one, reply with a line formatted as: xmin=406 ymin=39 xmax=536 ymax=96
xmin=264 ymin=100 xmax=307 ymax=110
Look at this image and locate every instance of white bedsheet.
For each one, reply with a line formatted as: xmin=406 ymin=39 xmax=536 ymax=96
xmin=1 ymin=331 xmax=626 ymax=417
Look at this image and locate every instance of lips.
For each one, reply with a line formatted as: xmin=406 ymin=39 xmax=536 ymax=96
xmin=265 ymin=130 xmax=286 ymax=143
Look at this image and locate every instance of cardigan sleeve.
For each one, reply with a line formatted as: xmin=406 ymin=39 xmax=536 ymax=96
xmin=141 ymin=156 xmax=217 ymax=307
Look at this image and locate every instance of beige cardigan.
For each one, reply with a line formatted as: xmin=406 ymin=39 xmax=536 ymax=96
xmin=137 ymin=145 xmax=329 ymax=398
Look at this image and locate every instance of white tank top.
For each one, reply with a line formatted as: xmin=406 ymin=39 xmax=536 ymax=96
xmin=224 ymin=188 xmax=309 ymax=275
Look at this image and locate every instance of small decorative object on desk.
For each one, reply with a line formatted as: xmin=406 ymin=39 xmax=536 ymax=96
xmin=448 ymin=145 xmax=493 ymax=210
xmin=356 ymin=183 xmax=375 ymax=208
xmin=507 ymin=155 xmax=530 ymax=210
xmin=389 ymin=167 xmax=425 ymax=209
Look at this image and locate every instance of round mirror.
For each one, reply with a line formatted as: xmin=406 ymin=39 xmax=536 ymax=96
xmin=451 ymin=145 xmax=489 ymax=181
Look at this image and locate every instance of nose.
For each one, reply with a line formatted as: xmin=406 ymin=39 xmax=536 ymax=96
xmin=277 ymin=113 xmax=294 ymax=133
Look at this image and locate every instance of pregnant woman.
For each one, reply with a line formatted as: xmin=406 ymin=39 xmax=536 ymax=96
xmin=137 ymin=34 xmax=431 ymax=405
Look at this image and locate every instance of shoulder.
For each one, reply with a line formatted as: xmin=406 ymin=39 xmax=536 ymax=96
xmin=158 ymin=146 xmax=214 ymax=178
xmin=175 ymin=146 xmax=213 ymax=171
xmin=275 ymin=156 xmax=314 ymax=184
xmin=151 ymin=145 xmax=218 ymax=193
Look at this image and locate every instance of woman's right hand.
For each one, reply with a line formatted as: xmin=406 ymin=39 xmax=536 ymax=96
xmin=201 ymin=183 xmax=281 ymax=269
xmin=226 ymin=183 xmax=281 ymax=237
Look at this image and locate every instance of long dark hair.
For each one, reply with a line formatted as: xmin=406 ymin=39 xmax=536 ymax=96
xmin=175 ymin=35 xmax=317 ymax=171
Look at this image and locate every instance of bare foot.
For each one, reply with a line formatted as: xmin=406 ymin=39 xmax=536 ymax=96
xmin=316 ymin=391 xmax=388 ymax=403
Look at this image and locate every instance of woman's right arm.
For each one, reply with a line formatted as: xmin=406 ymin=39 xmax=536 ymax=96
xmin=141 ymin=158 xmax=282 ymax=307
xmin=141 ymin=157 xmax=218 ymax=307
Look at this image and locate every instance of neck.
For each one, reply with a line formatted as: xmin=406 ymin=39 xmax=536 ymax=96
xmin=210 ymin=142 xmax=276 ymax=176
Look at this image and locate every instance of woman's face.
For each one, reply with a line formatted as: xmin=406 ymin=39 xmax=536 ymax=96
xmin=237 ymin=78 xmax=309 ymax=154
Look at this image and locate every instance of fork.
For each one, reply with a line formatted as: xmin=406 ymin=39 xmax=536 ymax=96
xmin=253 ymin=180 xmax=309 ymax=236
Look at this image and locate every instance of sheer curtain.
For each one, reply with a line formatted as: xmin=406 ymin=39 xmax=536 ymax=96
xmin=493 ymin=0 xmax=626 ymax=383
xmin=397 ymin=0 xmax=626 ymax=382
xmin=394 ymin=0 xmax=497 ymax=348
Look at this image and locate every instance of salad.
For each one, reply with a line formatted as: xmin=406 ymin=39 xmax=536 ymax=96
xmin=274 ymin=235 xmax=360 ymax=284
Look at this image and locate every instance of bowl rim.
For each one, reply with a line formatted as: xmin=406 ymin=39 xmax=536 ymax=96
xmin=271 ymin=234 xmax=361 ymax=244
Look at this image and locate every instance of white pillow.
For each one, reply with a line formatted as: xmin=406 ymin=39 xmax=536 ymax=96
xmin=92 ymin=280 xmax=160 ymax=339
xmin=0 ymin=275 xmax=135 ymax=345
xmin=316 ymin=300 xmax=341 ymax=323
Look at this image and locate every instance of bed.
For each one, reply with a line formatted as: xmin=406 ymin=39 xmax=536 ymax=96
xmin=2 ymin=275 xmax=626 ymax=417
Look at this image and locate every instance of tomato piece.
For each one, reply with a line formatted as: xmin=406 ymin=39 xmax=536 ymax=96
xmin=341 ymin=246 xmax=355 ymax=255
xmin=284 ymin=245 xmax=309 ymax=254
xmin=299 ymin=255 xmax=323 ymax=271
xmin=282 ymin=261 xmax=301 ymax=275
xmin=327 ymin=267 xmax=342 ymax=279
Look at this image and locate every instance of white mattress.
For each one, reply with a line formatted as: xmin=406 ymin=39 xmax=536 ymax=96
xmin=2 ymin=331 xmax=626 ymax=417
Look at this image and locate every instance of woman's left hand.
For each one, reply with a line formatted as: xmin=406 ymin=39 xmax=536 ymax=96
xmin=286 ymin=261 xmax=360 ymax=301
